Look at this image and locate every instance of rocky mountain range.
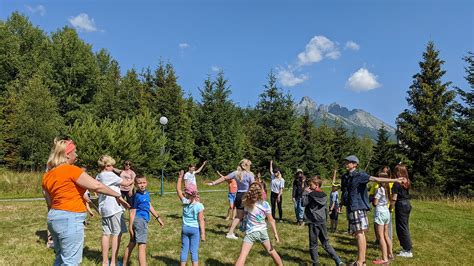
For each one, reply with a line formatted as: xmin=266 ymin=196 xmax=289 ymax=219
xmin=295 ymin=96 xmax=396 ymax=140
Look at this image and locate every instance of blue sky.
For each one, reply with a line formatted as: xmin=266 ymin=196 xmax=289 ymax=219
xmin=1 ymin=0 xmax=473 ymax=125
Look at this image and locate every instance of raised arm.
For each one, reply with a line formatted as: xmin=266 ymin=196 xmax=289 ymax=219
xmin=207 ymin=171 xmax=228 ymax=186
xmin=269 ymin=160 xmax=274 ymax=176
xmin=177 ymin=170 xmax=185 ymax=201
xmin=332 ymin=168 xmax=337 ymax=183
xmin=194 ymin=160 xmax=207 ymax=175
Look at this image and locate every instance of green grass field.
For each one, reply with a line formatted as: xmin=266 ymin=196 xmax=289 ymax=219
xmin=0 ymin=171 xmax=473 ymax=265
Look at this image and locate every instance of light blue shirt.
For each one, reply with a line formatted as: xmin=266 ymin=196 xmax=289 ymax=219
xmin=182 ymin=198 xmax=204 ymax=228
xmin=227 ymin=171 xmax=255 ymax=192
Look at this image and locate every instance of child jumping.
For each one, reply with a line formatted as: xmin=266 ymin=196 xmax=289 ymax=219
xmin=372 ymin=175 xmax=393 ymax=264
xmin=235 ymin=182 xmax=282 ymax=266
xmin=96 ymin=155 xmax=132 ymax=266
xmin=123 ymin=175 xmax=164 ymax=266
xmin=302 ymin=176 xmax=345 ymax=266
xmin=177 ymin=170 xmax=206 ymax=266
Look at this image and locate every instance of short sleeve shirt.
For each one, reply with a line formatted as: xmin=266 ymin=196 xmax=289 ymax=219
xmin=244 ymin=201 xmax=271 ymax=233
xmin=120 ymin=169 xmax=136 ymax=191
xmin=270 ymin=174 xmax=285 ymax=193
xmin=184 ymin=171 xmax=197 ymax=186
xmin=374 ymin=187 xmax=389 ymax=211
xmin=227 ymin=171 xmax=255 ymax=192
xmin=133 ymin=190 xmax=151 ymax=222
xmin=391 ymin=182 xmax=410 ymax=201
xmin=330 ymin=191 xmax=339 ymax=208
xmin=96 ymin=171 xmax=124 ymax=217
xmin=182 ymin=198 xmax=204 ymax=228
xmin=42 ymin=164 xmax=86 ymax=212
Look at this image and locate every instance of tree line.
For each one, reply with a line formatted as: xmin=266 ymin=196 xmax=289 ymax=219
xmin=0 ymin=13 xmax=472 ymax=196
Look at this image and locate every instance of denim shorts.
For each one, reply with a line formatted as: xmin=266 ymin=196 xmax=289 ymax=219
xmin=47 ymin=209 xmax=87 ymax=266
xmin=132 ymin=217 xmax=149 ymax=244
xmin=102 ymin=211 xmax=127 ymax=236
xmin=228 ymin=192 xmax=236 ymax=204
xmin=243 ymin=229 xmax=270 ymax=243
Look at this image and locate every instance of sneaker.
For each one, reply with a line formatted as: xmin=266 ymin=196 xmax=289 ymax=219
xmin=335 ymin=257 xmax=345 ymax=265
xmin=226 ymin=233 xmax=238 ymax=239
xmin=372 ymin=259 xmax=388 ymax=265
xmin=397 ymin=250 xmax=413 ymax=258
xmin=46 ymin=241 xmax=54 ymax=249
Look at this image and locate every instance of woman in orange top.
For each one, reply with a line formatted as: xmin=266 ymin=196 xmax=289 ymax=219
xmin=42 ymin=138 xmax=128 ymax=265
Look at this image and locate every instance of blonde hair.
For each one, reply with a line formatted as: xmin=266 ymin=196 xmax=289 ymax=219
xmin=98 ymin=155 xmax=116 ymax=169
xmin=46 ymin=138 xmax=70 ymax=170
xmin=236 ymin=158 xmax=253 ymax=181
xmin=243 ymin=182 xmax=263 ymax=208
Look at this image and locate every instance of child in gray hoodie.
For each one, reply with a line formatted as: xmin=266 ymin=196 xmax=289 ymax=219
xmin=302 ymin=176 xmax=344 ymax=266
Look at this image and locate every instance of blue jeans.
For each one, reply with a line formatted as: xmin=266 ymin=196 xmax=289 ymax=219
xmin=294 ymin=198 xmax=304 ymax=222
xmin=180 ymin=225 xmax=200 ymax=262
xmin=47 ymin=209 xmax=87 ymax=266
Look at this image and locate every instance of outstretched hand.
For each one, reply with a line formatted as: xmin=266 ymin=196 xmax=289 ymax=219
xmin=117 ymin=197 xmax=130 ymax=209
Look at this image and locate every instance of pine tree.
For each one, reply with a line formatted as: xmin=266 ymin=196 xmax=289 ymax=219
xmin=253 ymin=72 xmax=300 ymax=178
xmin=297 ymin=107 xmax=319 ymax=174
xmin=446 ymin=52 xmax=474 ymax=195
xmin=371 ymin=125 xmax=398 ymax=174
xmin=397 ymin=42 xmax=456 ymax=188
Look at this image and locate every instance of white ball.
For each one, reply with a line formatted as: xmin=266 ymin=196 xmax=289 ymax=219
xmin=159 ymin=116 xmax=168 ymax=125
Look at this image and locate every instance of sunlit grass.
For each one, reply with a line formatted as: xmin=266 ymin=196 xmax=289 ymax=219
xmin=1 ymin=183 xmax=473 ymax=265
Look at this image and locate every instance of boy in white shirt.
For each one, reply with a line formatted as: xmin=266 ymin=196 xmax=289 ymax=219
xmin=96 ymin=155 xmax=132 ymax=266
xmin=184 ymin=160 xmax=207 ymax=190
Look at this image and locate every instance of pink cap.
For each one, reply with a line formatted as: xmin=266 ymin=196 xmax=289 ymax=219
xmin=184 ymin=184 xmax=198 ymax=196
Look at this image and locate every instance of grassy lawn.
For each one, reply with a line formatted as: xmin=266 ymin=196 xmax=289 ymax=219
xmin=0 ymin=171 xmax=473 ymax=265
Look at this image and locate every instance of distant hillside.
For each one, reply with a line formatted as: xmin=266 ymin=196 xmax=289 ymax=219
xmin=295 ymin=96 xmax=396 ymax=140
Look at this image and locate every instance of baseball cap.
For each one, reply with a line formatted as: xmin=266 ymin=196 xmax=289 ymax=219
xmin=344 ymin=155 xmax=359 ymax=164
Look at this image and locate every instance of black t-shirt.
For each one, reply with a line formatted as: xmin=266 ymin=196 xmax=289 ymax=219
xmin=391 ymin=182 xmax=410 ymax=201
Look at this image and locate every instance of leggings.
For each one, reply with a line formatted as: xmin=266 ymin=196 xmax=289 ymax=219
xmin=180 ymin=225 xmax=200 ymax=262
xmin=270 ymin=192 xmax=283 ymax=220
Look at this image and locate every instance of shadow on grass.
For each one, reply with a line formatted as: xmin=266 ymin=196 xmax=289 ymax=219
xmin=166 ymin=214 xmax=181 ymax=220
xmin=265 ymin=249 xmax=308 ymax=265
xmin=207 ymin=214 xmax=227 ymax=220
xmin=35 ymin=230 xmax=48 ymax=244
xmin=205 ymin=258 xmax=234 ymax=266
xmin=151 ymin=255 xmax=180 ymax=265
xmin=206 ymin=228 xmax=227 ymax=235
xmin=83 ymin=246 xmax=101 ymax=263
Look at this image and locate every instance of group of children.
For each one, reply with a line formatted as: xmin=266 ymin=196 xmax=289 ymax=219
xmin=60 ymin=154 xmax=408 ymax=266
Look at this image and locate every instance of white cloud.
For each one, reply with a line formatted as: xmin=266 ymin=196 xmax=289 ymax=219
xmin=69 ymin=13 xmax=97 ymax=32
xmin=211 ymin=66 xmax=220 ymax=72
xmin=277 ymin=68 xmax=308 ymax=87
xmin=297 ymin=35 xmax=340 ymax=66
xmin=346 ymin=68 xmax=381 ymax=92
xmin=345 ymin=41 xmax=360 ymax=51
xmin=179 ymin=43 xmax=190 ymax=49
xmin=26 ymin=5 xmax=46 ymax=16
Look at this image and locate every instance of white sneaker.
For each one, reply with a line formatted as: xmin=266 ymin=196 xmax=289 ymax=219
xmin=397 ymin=250 xmax=413 ymax=258
xmin=226 ymin=233 xmax=238 ymax=239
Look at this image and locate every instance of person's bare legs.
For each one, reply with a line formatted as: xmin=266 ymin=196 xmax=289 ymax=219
xmin=101 ymin=234 xmax=110 ymax=266
xmin=122 ymin=241 xmax=135 ymax=266
xmin=228 ymin=209 xmax=244 ymax=235
xmin=376 ymin=224 xmax=388 ymax=261
xmin=384 ymin=224 xmax=393 ymax=259
xmin=355 ymin=231 xmax=366 ymax=265
xmin=262 ymin=240 xmax=283 ymax=266
xmin=235 ymin=242 xmax=253 ymax=266
xmin=138 ymin=243 xmax=147 ymax=266
xmin=110 ymin=234 xmax=121 ymax=265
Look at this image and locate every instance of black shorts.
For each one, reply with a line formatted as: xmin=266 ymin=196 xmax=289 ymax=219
xmin=121 ymin=190 xmax=135 ymax=206
xmin=235 ymin=192 xmax=246 ymax=210
xmin=329 ymin=208 xmax=339 ymax=221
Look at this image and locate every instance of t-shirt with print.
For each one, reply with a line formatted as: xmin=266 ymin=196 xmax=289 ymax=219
xmin=227 ymin=171 xmax=255 ymax=192
xmin=133 ymin=190 xmax=151 ymax=222
xmin=96 ymin=171 xmax=124 ymax=217
xmin=42 ymin=164 xmax=86 ymax=213
xmin=120 ymin=169 xmax=136 ymax=191
xmin=227 ymin=179 xmax=238 ymax=193
xmin=184 ymin=171 xmax=197 ymax=186
xmin=270 ymin=174 xmax=285 ymax=193
xmin=244 ymin=201 xmax=271 ymax=234
xmin=182 ymin=198 xmax=204 ymax=228
xmin=330 ymin=191 xmax=339 ymax=209
xmin=374 ymin=186 xmax=389 ymax=212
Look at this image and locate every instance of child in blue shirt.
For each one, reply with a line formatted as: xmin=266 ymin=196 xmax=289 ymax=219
xmin=177 ymin=170 xmax=206 ymax=266
xmin=122 ymin=175 xmax=164 ymax=266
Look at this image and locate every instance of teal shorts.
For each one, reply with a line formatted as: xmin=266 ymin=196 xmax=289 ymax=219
xmin=243 ymin=229 xmax=269 ymax=244
xmin=374 ymin=209 xmax=391 ymax=225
